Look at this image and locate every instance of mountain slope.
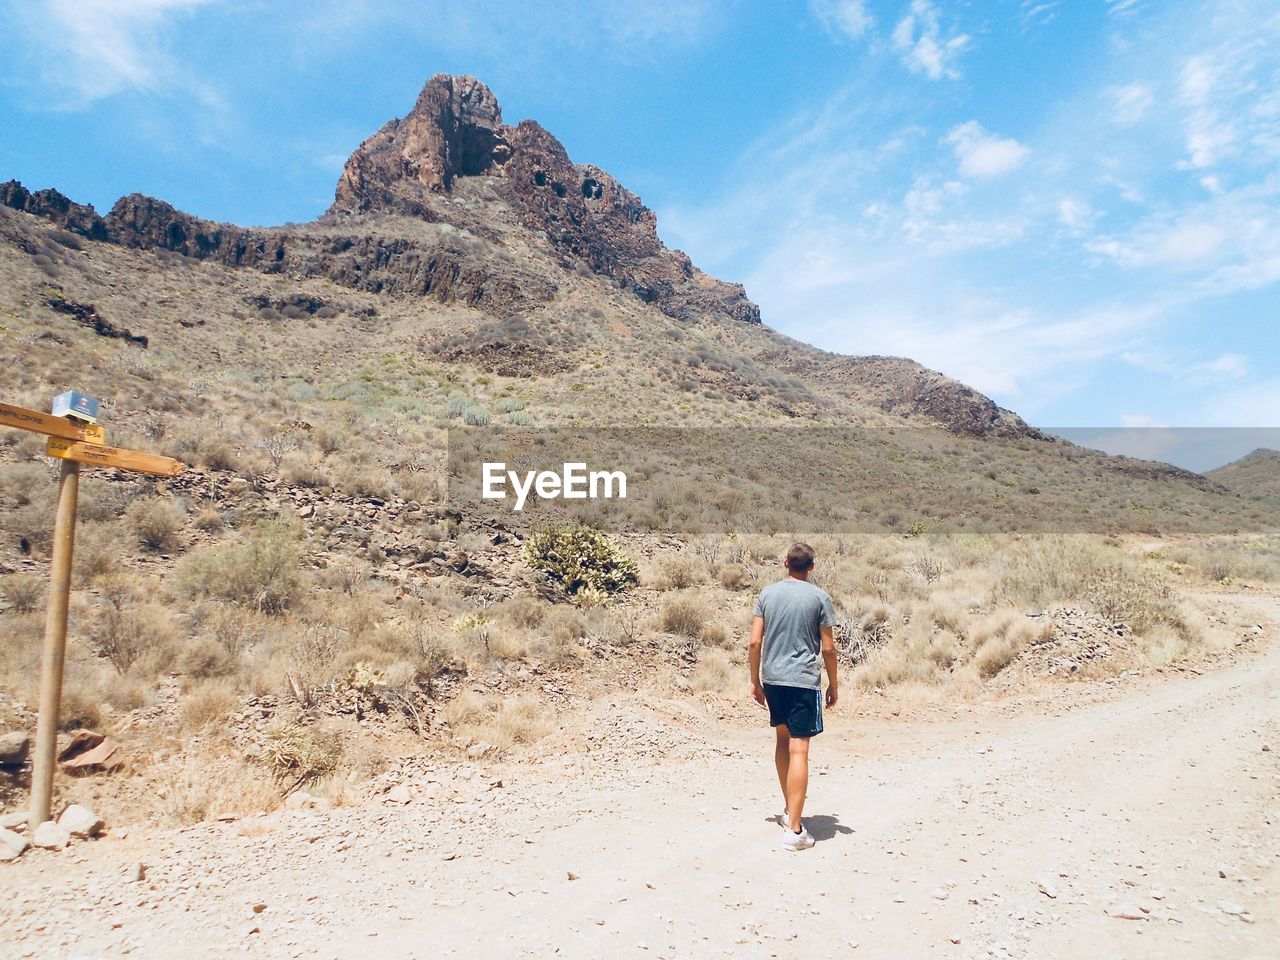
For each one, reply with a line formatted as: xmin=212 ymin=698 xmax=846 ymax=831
xmin=1208 ymin=448 xmax=1280 ymax=497
xmin=1 ymin=73 xmax=1032 ymax=439
xmin=0 ymin=73 xmax=1267 ymax=540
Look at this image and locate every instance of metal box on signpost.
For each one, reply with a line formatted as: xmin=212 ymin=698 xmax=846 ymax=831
xmin=51 ymin=391 xmax=100 ymax=423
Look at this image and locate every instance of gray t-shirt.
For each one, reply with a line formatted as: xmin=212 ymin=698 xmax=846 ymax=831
xmin=752 ymin=578 xmax=836 ymax=690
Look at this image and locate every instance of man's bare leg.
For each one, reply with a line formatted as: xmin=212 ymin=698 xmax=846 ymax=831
xmin=774 ymin=725 xmax=790 ymax=815
xmin=786 ymin=736 xmax=810 ymax=833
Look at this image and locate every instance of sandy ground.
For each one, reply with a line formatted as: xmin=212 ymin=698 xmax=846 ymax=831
xmin=2 ymin=592 xmax=1276 ymax=960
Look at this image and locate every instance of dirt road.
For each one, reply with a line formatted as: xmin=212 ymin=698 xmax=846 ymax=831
xmin=3 ymin=594 xmax=1276 ymax=960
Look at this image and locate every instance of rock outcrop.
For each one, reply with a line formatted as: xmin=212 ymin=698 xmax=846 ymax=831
xmin=333 ymin=75 xmax=509 ymax=206
xmin=329 ymin=75 xmax=760 ymax=325
xmin=0 ymin=76 xmax=754 ymax=323
xmin=98 ymin=193 xmax=556 ymax=315
xmin=839 ymin=355 xmax=1040 ymax=438
xmin=0 ymin=180 xmax=108 ymax=240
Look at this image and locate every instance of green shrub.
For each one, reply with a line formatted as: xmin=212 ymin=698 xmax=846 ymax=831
xmin=494 ymin=397 xmax=525 ymax=414
xmin=521 ymin=523 xmax=638 ymax=599
xmin=463 ymin=406 xmax=492 ymax=427
xmin=505 ymin=411 xmax=534 ymax=426
xmin=178 ymin=520 xmax=305 ymax=613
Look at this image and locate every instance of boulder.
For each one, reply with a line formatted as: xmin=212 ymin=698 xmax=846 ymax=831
xmin=31 ymin=820 xmax=70 ymax=850
xmin=0 ymin=827 xmax=28 ymax=861
xmin=56 ymin=729 xmax=105 ymax=761
xmin=0 ymin=731 xmax=30 ymax=767
xmin=58 ymin=804 xmax=104 ymax=839
xmin=385 ymin=784 xmax=414 ymax=804
xmin=59 ymin=732 xmax=125 ymax=774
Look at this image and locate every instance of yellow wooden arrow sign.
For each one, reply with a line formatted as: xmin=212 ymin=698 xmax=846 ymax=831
xmin=46 ymin=437 xmax=182 ymax=477
xmin=0 ymin=402 xmax=105 ymax=444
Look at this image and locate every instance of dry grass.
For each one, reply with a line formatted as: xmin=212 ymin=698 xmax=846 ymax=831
xmin=0 ymin=572 xmax=43 ymax=613
xmin=125 ymin=497 xmax=186 ymax=552
xmin=996 ymin=536 xmax=1190 ymax=638
xmin=178 ymin=520 xmax=305 ymax=613
xmin=263 ymin=721 xmax=343 ymax=784
xmin=660 ymin=592 xmax=706 ymax=637
xmin=180 ymin=678 xmax=239 ymax=729
xmin=150 ymin=742 xmax=280 ymax=824
xmin=443 ymin=692 xmax=553 ymax=751
xmin=651 ymin=553 xmax=704 ymax=590
xmin=1154 ymin=535 xmax=1280 ymax=585
xmin=691 ymin=647 xmax=737 ymax=692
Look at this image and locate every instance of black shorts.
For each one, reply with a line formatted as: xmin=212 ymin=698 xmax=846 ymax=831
xmin=763 ymin=683 xmax=823 ymax=738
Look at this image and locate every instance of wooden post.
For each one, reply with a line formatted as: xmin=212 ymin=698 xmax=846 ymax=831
xmin=28 ymin=458 xmax=81 ymax=828
xmin=1 ymin=396 xmax=181 ymax=824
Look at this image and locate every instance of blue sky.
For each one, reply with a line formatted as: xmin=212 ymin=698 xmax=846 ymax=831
xmin=1 ymin=0 xmax=1277 ymax=435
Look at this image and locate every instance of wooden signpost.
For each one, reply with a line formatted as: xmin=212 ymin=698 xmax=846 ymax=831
xmin=0 ymin=397 xmax=183 ymax=828
xmin=46 ymin=437 xmax=183 ymax=477
xmin=0 ymin=402 xmax=106 ymax=445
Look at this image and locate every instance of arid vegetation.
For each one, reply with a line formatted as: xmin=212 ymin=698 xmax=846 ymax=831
xmin=0 ymin=135 xmax=1276 ymax=831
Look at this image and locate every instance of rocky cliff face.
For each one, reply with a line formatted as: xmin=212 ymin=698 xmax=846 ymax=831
xmin=0 ymin=75 xmax=757 ymax=325
xmin=101 ymin=193 xmax=556 ymax=313
xmin=0 ymin=73 xmax=1048 ymax=439
xmin=0 ymin=181 xmax=108 ymax=241
xmin=329 ymin=75 xmax=760 ymax=325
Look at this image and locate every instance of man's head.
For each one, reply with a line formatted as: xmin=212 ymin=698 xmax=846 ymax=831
xmin=784 ymin=542 xmax=816 ymax=579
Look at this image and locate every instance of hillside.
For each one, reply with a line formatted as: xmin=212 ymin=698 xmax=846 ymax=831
xmin=1 ymin=73 xmax=1278 ymax=845
xmin=1208 ymin=448 xmax=1280 ymax=498
xmin=0 ymin=75 xmax=1264 ymax=535
xmin=1 ymin=74 xmax=1039 ymax=439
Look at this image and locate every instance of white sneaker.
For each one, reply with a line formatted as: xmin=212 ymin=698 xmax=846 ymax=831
xmin=781 ymin=826 xmax=815 ymax=851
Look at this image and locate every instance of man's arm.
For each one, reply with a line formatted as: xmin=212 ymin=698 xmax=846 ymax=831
xmin=749 ymin=615 xmax=766 ymax=706
xmin=821 ymin=625 xmax=838 ymax=707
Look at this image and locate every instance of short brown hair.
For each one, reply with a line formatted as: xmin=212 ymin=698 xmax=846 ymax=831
xmin=785 ymin=542 xmax=815 ymax=572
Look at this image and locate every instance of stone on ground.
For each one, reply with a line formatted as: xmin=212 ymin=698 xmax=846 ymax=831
xmin=32 ymin=820 xmax=71 ymax=850
xmin=58 ymin=804 xmax=105 ymax=839
xmin=0 ymin=827 xmax=29 ymax=860
xmin=0 ymin=731 xmax=30 ymax=767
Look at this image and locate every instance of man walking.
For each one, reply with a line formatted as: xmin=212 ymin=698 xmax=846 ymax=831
xmin=749 ymin=542 xmax=838 ymax=851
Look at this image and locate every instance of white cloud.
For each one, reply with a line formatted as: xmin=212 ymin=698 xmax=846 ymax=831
xmin=23 ymin=0 xmax=214 ymax=104
xmin=664 ymin=1 xmax=1280 ymax=426
xmin=1194 ymin=378 xmax=1280 ymax=427
xmin=1189 ymin=353 xmax=1251 ymax=383
xmin=1020 ymin=1 xmax=1062 ymax=29
xmin=1122 ymin=350 xmax=1252 ymax=386
xmin=811 ymin=0 xmax=874 ymax=41
xmin=1108 ymin=82 xmax=1154 ymax=125
xmin=1057 ymin=199 xmax=1096 ymax=235
xmin=1085 ymin=172 xmax=1280 ymax=286
xmin=944 ymin=121 xmax=1030 ymax=178
xmin=1120 ymin=414 xmax=1167 ymax=428
xmin=1106 ymin=0 xmax=1144 ymax=17
xmin=892 ymin=0 xmax=969 ymax=81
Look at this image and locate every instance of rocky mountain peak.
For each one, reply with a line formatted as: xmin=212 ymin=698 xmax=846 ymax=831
xmin=328 ymin=74 xmax=760 ymax=325
xmin=333 ymin=74 xmax=509 ymax=207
